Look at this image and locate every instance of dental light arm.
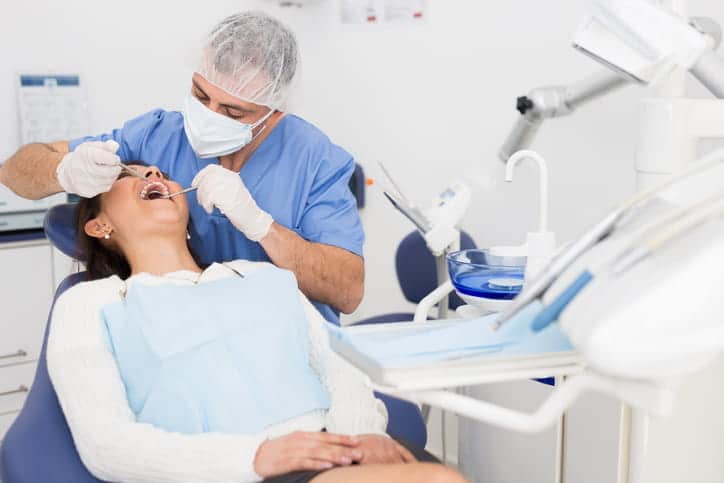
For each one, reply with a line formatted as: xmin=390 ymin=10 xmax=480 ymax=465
xmin=498 ymin=71 xmax=629 ymax=162
xmin=499 ymin=5 xmax=724 ymax=163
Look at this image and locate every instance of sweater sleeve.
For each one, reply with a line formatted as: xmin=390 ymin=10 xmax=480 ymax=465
xmin=47 ymin=279 xmax=267 ymax=483
xmin=298 ymin=293 xmax=389 ymax=436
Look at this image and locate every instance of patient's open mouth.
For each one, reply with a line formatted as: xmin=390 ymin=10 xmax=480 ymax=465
xmin=139 ymin=181 xmax=170 ymax=201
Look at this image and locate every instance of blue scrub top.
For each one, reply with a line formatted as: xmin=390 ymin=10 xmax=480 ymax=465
xmin=70 ymin=109 xmax=364 ymax=324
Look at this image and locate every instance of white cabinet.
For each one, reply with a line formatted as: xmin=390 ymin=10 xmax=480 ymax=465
xmin=0 ymin=412 xmax=19 ymax=440
xmin=0 ymin=239 xmax=74 ymax=441
xmin=0 ymin=243 xmax=54 ymax=364
xmin=0 ymin=364 xmax=35 ymax=414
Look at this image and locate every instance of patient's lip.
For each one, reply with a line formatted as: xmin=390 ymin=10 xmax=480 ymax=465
xmin=139 ymin=180 xmax=170 ymax=200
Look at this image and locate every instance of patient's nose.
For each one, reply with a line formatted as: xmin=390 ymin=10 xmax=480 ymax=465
xmin=144 ymin=167 xmax=163 ymax=179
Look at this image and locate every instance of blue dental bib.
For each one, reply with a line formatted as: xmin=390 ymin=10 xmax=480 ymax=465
xmin=101 ymin=266 xmax=330 ymax=434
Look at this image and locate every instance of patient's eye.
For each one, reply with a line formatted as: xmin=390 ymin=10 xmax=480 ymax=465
xmin=115 ymin=167 xmax=170 ymax=181
xmin=116 ymin=171 xmax=133 ymax=180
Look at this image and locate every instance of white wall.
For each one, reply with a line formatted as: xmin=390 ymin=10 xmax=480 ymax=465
xmin=0 ymin=0 xmax=721 ymax=326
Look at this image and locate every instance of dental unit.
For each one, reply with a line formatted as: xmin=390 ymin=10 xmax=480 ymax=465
xmin=330 ymin=3 xmax=724 ymax=483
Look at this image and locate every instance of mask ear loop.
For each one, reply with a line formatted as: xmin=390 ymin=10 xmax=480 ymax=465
xmin=248 ymin=108 xmax=276 ymax=144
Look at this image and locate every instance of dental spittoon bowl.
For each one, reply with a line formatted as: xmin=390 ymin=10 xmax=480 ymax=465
xmin=447 ymin=249 xmax=527 ymax=310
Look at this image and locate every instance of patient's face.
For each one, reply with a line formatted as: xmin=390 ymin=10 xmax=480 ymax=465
xmin=96 ymin=164 xmax=189 ymax=241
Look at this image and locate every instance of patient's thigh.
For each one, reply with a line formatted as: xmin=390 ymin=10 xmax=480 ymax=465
xmin=311 ymin=462 xmax=466 ymax=483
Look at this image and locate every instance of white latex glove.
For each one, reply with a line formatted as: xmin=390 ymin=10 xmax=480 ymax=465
xmin=56 ymin=140 xmax=122 ymax=197
xmin=192 ymin=164 xmax=274 ymax=242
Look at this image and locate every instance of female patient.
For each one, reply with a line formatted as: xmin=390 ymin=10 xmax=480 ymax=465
xmin=47 ymin=163 xmax=466 ymax=483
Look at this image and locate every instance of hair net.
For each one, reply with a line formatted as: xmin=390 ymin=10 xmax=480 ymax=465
xmin=196 ymin=11 xmax=298 ymax=109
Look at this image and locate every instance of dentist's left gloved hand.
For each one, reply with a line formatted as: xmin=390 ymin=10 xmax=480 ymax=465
xmin=192 ymin=164 xmax=274 ymax=242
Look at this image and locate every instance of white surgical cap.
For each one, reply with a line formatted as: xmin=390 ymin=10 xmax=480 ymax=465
xmin=196 ymin=11 xmax=298 ymax=109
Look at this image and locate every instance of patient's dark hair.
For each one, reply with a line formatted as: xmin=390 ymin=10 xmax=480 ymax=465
xmin=75 ymin=161 xmax=204 ymax=281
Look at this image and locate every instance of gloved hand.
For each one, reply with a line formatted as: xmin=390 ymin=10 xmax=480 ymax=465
xmin=192 ymin=164 xmax=274 ymax=242
xmin=56 ymin=140 xmax=122 ymax=197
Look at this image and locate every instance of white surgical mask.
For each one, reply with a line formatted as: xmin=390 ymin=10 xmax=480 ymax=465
xmin=182 ymin=94 xmax=274 ymax=159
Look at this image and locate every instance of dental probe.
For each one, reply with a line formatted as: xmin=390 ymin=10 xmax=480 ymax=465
xmin=119 ymin=163 xmax=147 ymax=179
xmin=163 ymin=186 xmax=198 ymax=199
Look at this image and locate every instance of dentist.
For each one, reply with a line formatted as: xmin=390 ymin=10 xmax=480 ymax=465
xmin=0 ymin=11 xmax=364 ymax=322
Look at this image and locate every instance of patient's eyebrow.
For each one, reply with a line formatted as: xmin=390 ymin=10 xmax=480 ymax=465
xmin=116 ymin=167 xmax=170 ymax=180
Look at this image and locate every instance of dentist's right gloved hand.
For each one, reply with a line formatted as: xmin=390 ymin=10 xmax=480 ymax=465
xmin=55 ymin=140 xmax=122 ymax=198
xmin=192 ymin=164 xmax=274 ymax=242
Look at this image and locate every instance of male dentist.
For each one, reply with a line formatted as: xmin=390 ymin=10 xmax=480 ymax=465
xmin=0 ymin=11 xmax=364 ymax=322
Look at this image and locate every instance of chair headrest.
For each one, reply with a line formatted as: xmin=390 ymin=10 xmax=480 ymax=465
xmin=348 ymin=163 xmax=366 ymax=209
xmin=43 ymin=203 xmax=84 ymax=261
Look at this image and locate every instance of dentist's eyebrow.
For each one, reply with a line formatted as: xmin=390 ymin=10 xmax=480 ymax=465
xmin=192 ymin=80 xmax=252 ymax=113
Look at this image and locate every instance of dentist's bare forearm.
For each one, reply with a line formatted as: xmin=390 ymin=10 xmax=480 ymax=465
xmin=260 ymin=222 xmax=365 ymax=314
xmin=0 ymin=141 xmax=69 ymax=200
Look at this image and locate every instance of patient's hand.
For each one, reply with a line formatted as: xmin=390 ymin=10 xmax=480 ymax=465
xmin=254 ymin=431 xmax=362 ymax=477
xmin=356 ymin=434 xmax=416 ymax=465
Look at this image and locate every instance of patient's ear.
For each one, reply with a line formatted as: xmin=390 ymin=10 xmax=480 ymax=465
xmin=84 ymin=218 xmax=112 ymax=239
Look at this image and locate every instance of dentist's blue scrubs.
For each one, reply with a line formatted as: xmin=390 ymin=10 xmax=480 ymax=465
xmin=70 ymin=109 xmax=364 ymax=324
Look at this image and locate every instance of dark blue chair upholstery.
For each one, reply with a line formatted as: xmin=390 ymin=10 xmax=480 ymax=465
xmin=0 ymin=204 xmax=430 ymax=483
xmin=356 ymin=230 xmax=477 ymax=325
xmin=42 ymin=203 xmax=83 ymax=260
xmin=348 ymin=163 xmax=366 ymax=209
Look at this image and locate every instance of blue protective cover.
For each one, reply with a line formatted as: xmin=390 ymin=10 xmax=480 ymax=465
xmin=102 ymin=266 xmax=330 ymax=434
xmin=328 ymin=301 xmax=574 ymax=367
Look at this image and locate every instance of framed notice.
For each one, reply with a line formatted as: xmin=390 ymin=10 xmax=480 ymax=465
xmin=16 ymin=74 xmax=89 ymax=144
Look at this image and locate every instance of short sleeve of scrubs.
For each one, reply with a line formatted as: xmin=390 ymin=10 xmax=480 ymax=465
xmin=68 ymin=109 xmax=167 ymax=161
xmin=298 ymin=147 xmax=364 ymax=258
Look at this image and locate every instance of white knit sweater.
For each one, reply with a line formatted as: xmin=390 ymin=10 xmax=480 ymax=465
xmin=47 ymin=260 xmax=388 ymax=483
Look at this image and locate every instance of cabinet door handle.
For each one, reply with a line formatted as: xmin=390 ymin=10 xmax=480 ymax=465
xmin=0 ymin=385 xmax=29 ymax=397
xmin=0 ymin=350 xmax=27 ymax=360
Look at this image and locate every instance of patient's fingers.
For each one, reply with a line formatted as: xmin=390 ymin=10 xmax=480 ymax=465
xmin=308 ymin=432 xmax=360 ymax=447
xmin=301 ymin=436 xmax=362 ymax=465
xmin=291 ymin=457 xmax=335 ymax=472
xmin=307 ymin=445 xmax=360 ymax=466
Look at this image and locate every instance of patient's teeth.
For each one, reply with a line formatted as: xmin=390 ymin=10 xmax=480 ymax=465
xmin=139 ymin=181 xmax=170 ymax=200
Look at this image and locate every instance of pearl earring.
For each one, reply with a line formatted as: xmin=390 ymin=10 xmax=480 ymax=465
xmin=104 ymin=233 xmax=111 ymax=240
xmin=186 ymin=231 xmax=191 ymax=240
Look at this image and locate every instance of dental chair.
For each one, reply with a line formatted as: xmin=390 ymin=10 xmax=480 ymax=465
xmin=0 ymin=203 xmax=430 ymax=483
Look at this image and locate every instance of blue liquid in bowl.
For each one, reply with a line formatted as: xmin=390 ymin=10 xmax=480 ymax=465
xmin=451 ymin=272 xmax=525 ymax=300
xmin=447 ymin=249 xmax=527 ymax=301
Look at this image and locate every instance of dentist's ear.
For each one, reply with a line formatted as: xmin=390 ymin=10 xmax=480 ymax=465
xmin=84 ymin=218 xmax=113 ymax=240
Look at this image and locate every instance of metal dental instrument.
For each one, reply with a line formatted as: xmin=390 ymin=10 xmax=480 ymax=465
xmin=493 ymin=145 xmax=724 ymax=331
xmin=377 ymin=162 xmax=432 ymax=233
xmin=119 ymin=163 xmax=147 ymax=179
xmin=163 ymin=186 xmax=198 ymax=199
